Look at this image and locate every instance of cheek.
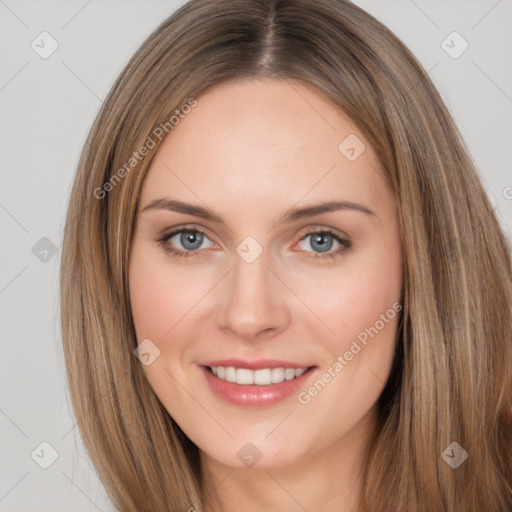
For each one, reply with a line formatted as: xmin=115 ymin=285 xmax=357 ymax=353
xmin=297 ymin=241 xmax=402 ymax=417
xmin=289 ymin=244 xmax=402 ymax=351
xmin=293 ymin=278 xmax=400 ymax=433
xmin=129 ymin=245 xmax=212 ymax=342
xmin=128 ymin=246 xmax=205 ymax=409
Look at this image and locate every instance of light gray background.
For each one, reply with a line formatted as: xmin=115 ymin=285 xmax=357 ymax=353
xmin=1 ymin=0 xmax=511 ymax=510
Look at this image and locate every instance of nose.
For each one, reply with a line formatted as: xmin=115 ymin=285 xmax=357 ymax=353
xmin=215 ymin=248 xmax=291 ymax=341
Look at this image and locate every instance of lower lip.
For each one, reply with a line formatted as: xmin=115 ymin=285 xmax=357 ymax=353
xmin=199 ymin=365 xmax=316 ymax=407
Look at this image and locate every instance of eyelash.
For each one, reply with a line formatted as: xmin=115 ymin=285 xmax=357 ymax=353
xmin=155 ymin=226 xmax=352 ymax=261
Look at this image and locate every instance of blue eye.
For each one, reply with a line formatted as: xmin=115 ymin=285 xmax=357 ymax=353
xmin=156 ymin=226 xmax=351 ymax=260
xmin=158 ymin=228 xmax=214 ymax=256
xmin=302 ymin=232 xmax=335 ymax=252
xmin=174 ymin=230 xmax=207 ymax=251
xmin=297 ymin=229 xmax=352 ymax=260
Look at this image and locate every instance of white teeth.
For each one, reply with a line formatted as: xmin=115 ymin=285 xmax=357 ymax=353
xmin=236 ymin=368 xmax=254 ymax=385
xmin=284 ymin=368 xmax=295 ymax=381
xmin=271 ymin=367 xmax=284 ymax=383
xmin=294 ymin=368 xmax=306 ymax=378
xmin=209 ymin=366 xmax=309 ymax=385
xmin=225 ymin=366 xmax=236 ymax=383
xmin=254 ymin=369 xmax=272 ymax=385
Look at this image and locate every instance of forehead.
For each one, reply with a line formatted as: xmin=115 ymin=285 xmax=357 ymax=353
xmin=139 ymin=78 xmax=391 ymax=216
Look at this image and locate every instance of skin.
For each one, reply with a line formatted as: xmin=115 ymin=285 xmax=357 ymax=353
xmin=128 ymin=78 xmax=403 ymax=512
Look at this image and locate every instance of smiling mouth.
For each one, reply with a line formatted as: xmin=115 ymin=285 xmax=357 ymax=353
xmin=205 ymin=365 xmax=313 ymax=385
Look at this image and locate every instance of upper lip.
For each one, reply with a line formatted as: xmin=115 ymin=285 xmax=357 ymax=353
xmin=200 ymin=359 xmax=314 ymax=370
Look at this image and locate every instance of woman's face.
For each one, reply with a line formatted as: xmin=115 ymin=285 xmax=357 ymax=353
xmin=129 ymin=78 xmax=402 ymax=470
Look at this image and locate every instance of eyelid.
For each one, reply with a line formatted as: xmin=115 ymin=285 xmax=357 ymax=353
xmin=295 ymin=224 xmax=351 ymax=242
xmin=158 ymin=223 xmax=217 ymax=242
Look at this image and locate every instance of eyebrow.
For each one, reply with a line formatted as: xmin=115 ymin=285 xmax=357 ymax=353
xmin=141 ymin=198 xmax=376 ymax=223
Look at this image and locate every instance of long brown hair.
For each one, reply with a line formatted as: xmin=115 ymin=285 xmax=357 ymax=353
xmin=59 ymin=0 xmax=512 ymax=510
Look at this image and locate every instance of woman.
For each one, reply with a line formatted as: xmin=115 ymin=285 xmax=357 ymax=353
xmin=59 ymin=0 xmax=512 ymax=510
